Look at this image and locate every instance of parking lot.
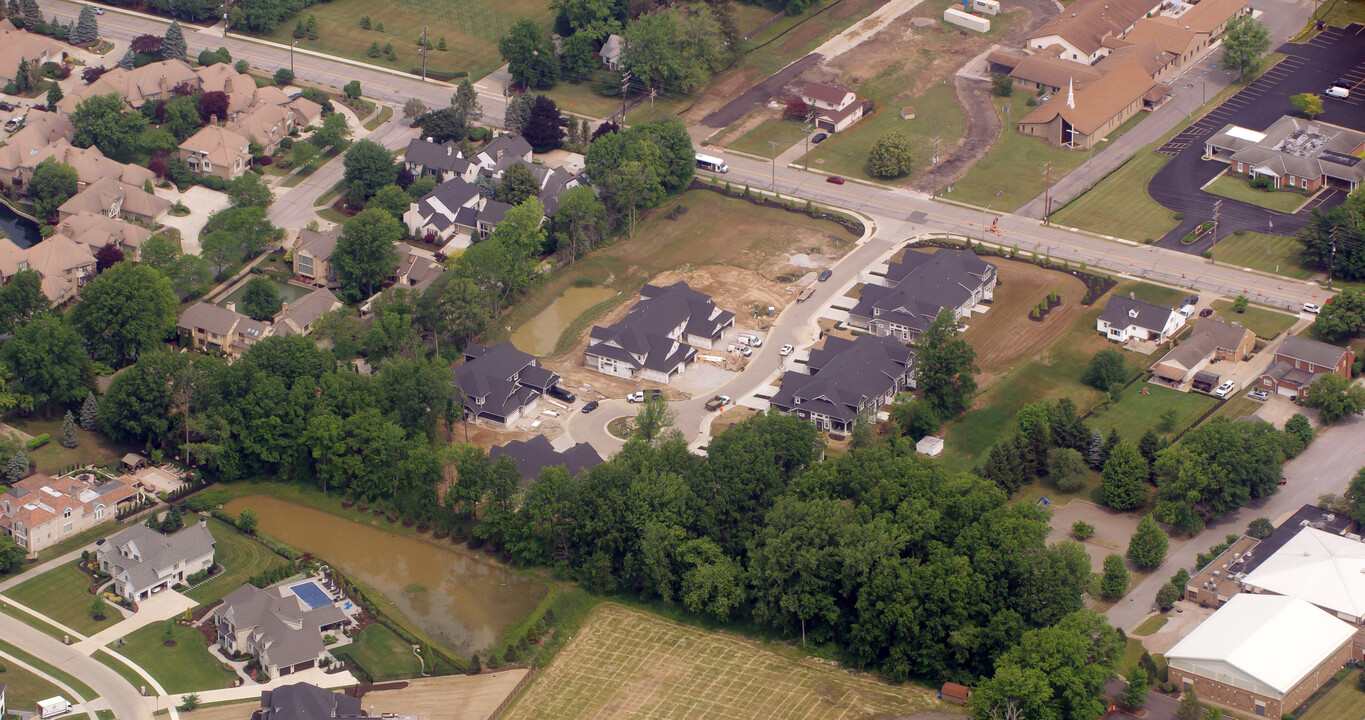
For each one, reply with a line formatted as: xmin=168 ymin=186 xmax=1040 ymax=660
xmin=1149 ymin=23 xmax=1365 ymax=252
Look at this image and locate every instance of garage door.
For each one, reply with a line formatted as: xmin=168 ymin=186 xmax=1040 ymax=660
xmin=1277 ymin=385 xmax=1297 ymax=398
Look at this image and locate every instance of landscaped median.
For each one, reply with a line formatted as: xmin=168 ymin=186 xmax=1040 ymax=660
xmin=1204 ymin=173 xmax=1312 ymax=214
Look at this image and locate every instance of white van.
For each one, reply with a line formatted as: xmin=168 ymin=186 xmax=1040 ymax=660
xmin=3 ymin=113 xmax=25 ymax=133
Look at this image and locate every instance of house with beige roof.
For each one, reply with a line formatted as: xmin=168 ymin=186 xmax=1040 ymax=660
xmin=58 ymin=177 xmax=172 ymax=225
xmin=0 ymin=471 xmax=142 ymax=557
xmin=179 ymin=125 xmax=252 ymax=181
xmin=57 ymin=211 xmax=153 ymax=262
xmin=1153 ymin=318 xmax=1255 ymax=384
xmin=1016 ymin=51 xmax=1170 ymax=149
xmin=292 ymin=226 xmax=342 ymax=287
xmin=178 ymin=301 xmax=272 ymax=355
xmin=0 ymin=20 xmax=65 ymax=88
xmin=195 ymin=63 xmax=261 ymax=119
xmin=22 ymin=235 xmax=96 ymax=301
xmin=0 ymin=110 xmax=73 ymax=181
xmin=58 ymin=59 xmax=201 ymax=114
xmin=13 ymin=138 xmax=155 ymax=195
xmin=229 ymin=102 xmax=295 ymax=155
xmin=1025 ymin=0 xmax=1165 ymax=64
xmin=274 ymin=288 xmax=342 ymax=336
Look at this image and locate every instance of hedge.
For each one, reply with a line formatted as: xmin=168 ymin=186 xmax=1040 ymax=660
xmin=409 ymin=68 xmax=467 ymax=81
xmin=25 ymin=434 xmax=50 ymax=450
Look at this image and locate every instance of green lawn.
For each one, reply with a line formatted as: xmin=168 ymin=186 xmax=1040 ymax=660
xmin=1212 ymin=300 xmax=1298 ymax=339
xmin=3 ymin=417 xmax=137 ymax=476
xmin=1204 ymin=175 xmax=1311 ymax=214
xmin=0 ymin=638 xmax=98 ymax=701
xmin=1301 ymin=669 xmax=1365 ymax=720
xmin=5 ymin=562 xmax=118 ymax=637
xmin=363 ymin=106 xmax=393 ymax=132
xmin=255 ymin=0 xmax=554 ymax=82
xmin=185 ymin=517 xmax=284 ymax=605
xmin=1213 ymin=232 xmax=1313 ymax=279
xmin=0 ymin=598 xmax=71 ymax=639
xmin=1206 ymin=396 xmax=1262 ymax=425
xmin=113 ymin=623 xmax=238 ymax=694
xmin=949 ymin=92 xmax=1146 ymax=211
xmin=0 ymin=658 xmax=66 ymax=712
xmin=730 ymin=115 xmax=812 ymax=157
xmin=1051 ymin=149 xmax=1179 ymax=241
xmin=1132 ymin=614 xmax=1169 ymax=636
xmin=332 ymin=623 xmax=423 ymax=681
xmin=94 ymin=649 xmax=151 ymax=694
xmin=1313 ymin=0 xmax=1365 ymax=29
xmin=1088 ymin=382 xmax=1219 ymax=444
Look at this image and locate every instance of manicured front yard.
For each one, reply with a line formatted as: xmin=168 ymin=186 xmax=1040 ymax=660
xmin=0 ymin=656 xmax=66 ymax=711
xmin=113 ymin=623 xmax=238 ymax=694
xmin=1300 ymin=669 xmax=1365 ymax=720
xmin=1213 ymin=231 xmax=1314 ymax=279
xmin=949 ymin=92 xmax=1145 ymax=211
xmin=0 ymin=638 xmax=98 ymax=700
xmin=3 ymin=416 xmax=138 ymax=476
xmin=332 ymin=623 xmax=422 ymax=681
xmin=1088 ymin=382 xmax=1219 ymax=444
xmin=729 ymin=115 xmax=813 ymax=157
xmin=1204 ymin=175 xmax=1311 ymax=214
xmin=184 ymin=517 xmax=285 ymax=605
xmin=1051 ymin=149 xmax=1179 ymax=241
xmin=5 ymin=562 xmax=117 ymax=637
xmin=1212 ymin=300 xmax=1298 ymax=339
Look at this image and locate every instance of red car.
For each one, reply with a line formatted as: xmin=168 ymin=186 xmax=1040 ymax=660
xmin=1199 ymin=308 xmax=1214 ymax=318
xmin=826 ymin=175 xmax=845 ymax=184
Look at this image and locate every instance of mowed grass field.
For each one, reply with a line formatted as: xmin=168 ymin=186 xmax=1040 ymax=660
xmin=1214 ymin=232 xmax=1314 ymax=279
xmin=1211 ymin=299 xmax=1298 ymax=339
xmin=0 ymin=659 xmax=66 ymax=711
xmin=333 ymin=623 xmax=423 ymax=681
xmin=114 ymin=623 xmax=238 ymax=694
xmin=1204 ymin=175 xmax=1311 ymax=214
xmin=6 ymin=562 xmax=116 ymax=637
xmin=1302 ymin=670 xmax=1365 ymax=720
xmin=184 ymin=517 xmax=283 ymax=605
xmin=1051 ymin=150 xmax=1179 ymax=242
xmin=259 ymin=0 xmax=555 ymax=81
xmin=1088 ymin=382 xmax=1218 ymax=443
xmin=502 ymin=603 xmax=940 ymax=720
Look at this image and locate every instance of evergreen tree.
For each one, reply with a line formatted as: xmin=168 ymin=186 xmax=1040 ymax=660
xmin=1102 ymin=442 xmax=1149 ymax=511
xmin=6 ymin=0 xmax=18 ymax=20
xmin=60 ymin=410 xmax=78 ymax=448
xmin=1087 ymin=428 xmax=1106 ymax=469
xmin=1138 ymin=429 xmax=1163 ymax=481
xmin=983 ymin=440 xmax=1025 ymax=495
xmin=1121 ymin=667 xmax=1149 ymax=709
xmin=1104 ymin=427 xmax=1121 ymax=455
xmin=6 ymin=450 xmax=30 ymax=482
xmin=162 ymin=21 xmax=187 ymax=61
xmin=1099 ymin=553 xmax=1128 ymax=598
xmin=119 ymin=47 xmax=135 ymax=69
xmin=22 ymin=0 xmax=40 ymax=31
xmin=80 ymin=391 xmax=98 ymax=430
xmin=72 ymin=4 xmax=98 ymax=45
xmin=14 ymin=59 xmax=30 ymax=94
xmin=46 ymin=83 xmax=62 ymax=108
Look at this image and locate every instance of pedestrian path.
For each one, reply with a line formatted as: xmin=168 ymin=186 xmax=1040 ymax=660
xmin=0 ymin=647 xmax=90 ymax=705
xmin=74 ymin=590 xmax=195 ymax=653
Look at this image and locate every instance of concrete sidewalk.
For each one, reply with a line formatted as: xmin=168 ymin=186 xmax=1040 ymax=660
xmin=74 ymin=590 xmax=196 ymax=653
xmin=168 ymin=667 xmax=357 ymax=706
xmin=0 ymin=546 xmax=93 ymax=592
xmin=0 ymin=646 xmax=91 ymax=704
xmin=0 ymin=594 xmax=87 ymax=642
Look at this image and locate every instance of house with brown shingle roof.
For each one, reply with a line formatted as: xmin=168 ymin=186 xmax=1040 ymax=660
xmin=1025 ymin=0 xmax=1164 ymax=65
xmin=228 ymin=102 xmax=295 ymax=155
xmin=798 ymin=82 xmax=866 ymax=133
xmin=1153 ymin=318 xmax=1256 ymax=384
xmin=57 ymin=59 xmax=201 ymax=115
xmin=0 ymin=110 xmax=74 ymax=182
xmin=0 ymin=471 xmax=141 ymax=557
xmin=1016 ymin=52 xmax=1169 ymax=149
xmin=195 ymin=63 xmax=260 ymax=119
xmin=23 ymin=234 xmax=96 ymax=303
xmin=57 ymin=177 xmax=173 ymax=225
xmin=179 ymin=125 xmax=252 ymax=181
xmin=292 ymin=226 xmax=342 ymax=287
xmin=0 ymin=20 xmax=65 ymax=88
xmin=58 ymin=211 xmax=154 ymax=262
xmin=13 ymin=138 xmax=155 ymax=195
xmin=177 ymin=301 xmax=272 ymax=356
xmin=274 ymin=288 xmax=341 ymax=336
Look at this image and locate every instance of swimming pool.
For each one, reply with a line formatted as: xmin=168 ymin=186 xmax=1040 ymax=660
xmin=288 ymin=580 xmax=332 ymax=610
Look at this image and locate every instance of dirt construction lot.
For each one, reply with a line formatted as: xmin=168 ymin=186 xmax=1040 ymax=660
xmin=502 ymin=604 xmax=942 ymax=720
xmin=1045 ymin=501 xmax=1143 ymax=572
xmin=362 ymin=671 xmax=530 ymax=720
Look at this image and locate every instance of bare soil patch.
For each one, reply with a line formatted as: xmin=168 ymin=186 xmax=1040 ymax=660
xmin=959 ymin=256 xmax=1090 ymax=387
xmin=363 ymin=670 xmax=530 ymax=720
xmin=911 ymin=77 xmax=1002 ymax=192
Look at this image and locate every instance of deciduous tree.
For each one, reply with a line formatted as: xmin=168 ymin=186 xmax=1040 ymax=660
xmin=227 ymin=173 xmax=275 ymax=208
xmin=867 ymin=129 xmax=914 ymax=179
xmin=551 ymin=185 xmax=607 ymax=262
xmin=1099 ymin=553 xmax=1128 ymax=598
xmin=343 ymin=139 xmax=397 ymax=201
xmin=1220 ymin=16 xmax=1271 ymax=78
xmin=495 ymin=162 xmax=540 ymax=206
xmin=1 ymin=314 xmax=88 ymax=414
xmin=334 ymin=208 xmax=401 ymax=302
xmin=916 ymin=309 xmax=978 ymax=418
xmin=1291 ymin=92 xmax=1324 ymax=119
xmin=1127 ymin=514 xmax=1169 ymax=569
xmin=1306 ymin=373 xmax=1365 ymax=424
xmin=240 ymin=276 xmax=282 ymax=321
xmin=70 ymin=262 xmax=179 ymax=366
xmin=522 ymin=95 xmax=564 ymax=153
xmin=28 ymin=158 xmax=78 ymax=219
xmin=1313 ymin=287 xmax=1365 ymax=342
xmin=498 ymin=20 xmax=557 ymax=89
xmin=1082 ymin=349 xmax=1128 ymax=394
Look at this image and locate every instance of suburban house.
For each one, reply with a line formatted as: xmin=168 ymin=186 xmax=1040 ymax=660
xmin=97 ymin=521 xmax=216 ymax=601
xmin=1258 ymin=334 xmax=1355 ymax=399
xmin=391 ymin=244 xmax=445 ymax=293
xmin=12 ymin=138 xmax=155 ymax=195
xmin=60 ymin=59 xmax=203 ymax=113
xmin=214 ymin=583 xmax=348 ymax=679
xmin=1206 ymin=117 xmax=1365 ymax=193
xmin=473 ymin=135 xmax=534 ymax=178
xmin=57 ymin=212 xmax=153 ymax=262
xmin=1096 ymin=294 xmax=1184 ymax=343
xmin=57 ymin=177 xmax=172 ymax=225
xmin=260 ymin=683 xmax=368 ymax=720
xmin=179 ymin=125 xmax=252 ymax=181
xmin=489 ymin=435 xmax=604 ymax=484
xmin=403 ymin=177 xmax=511 ymax=249
xmin=273 ymin=289 xmax=342 ymax=336
xmin=1152 ymin=318 xmax=1256 ymax=384
xmin=599 ymin=34 xmax=623 ymax=70
xmin=0 ymin=111 xmax=75 ymax=182
xmin=455 ymin=341 xmax=563 ymax=426
xmin=178 ymin=301 xmax=272 ymax=356
xmin=799 ymin=82 xmax=867 ymax=134
xmin=848 ymin=249 xmax=997 ymax=343
xmin=770 ymin=335 xmax=916 ymax=432
xmin=196 ymin=62 xmax=263 ymax=119
xmin=0 ymin=19 xmax=66 ymax=87
xmin=585 ymin=282 xmax=735 ymax=384
xmin=0 ymin=472 xmax=141 ymax=557
xmin=21 ymin=234 xmax=97 ymax=304
xmin=1166 ymin=594 xmax=1353 ymax=719
xmin=229 ymin=101 xmax=296 ymax=155
xmin=403 ymin=137 xmax=478 ymax=183
xmin=292 ymin=226 xmax=342 ymax=287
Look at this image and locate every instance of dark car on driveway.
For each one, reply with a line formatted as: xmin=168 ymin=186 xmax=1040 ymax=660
xmin=812 ymin=132 xmax=828 ymax=144
xmin=1199 ymin=308 xmax=1214 ymax=318
xmin=548 ymin=385 xmax=575 ymax=403
xmin=581 ymin=400 xmax=599 ymax=413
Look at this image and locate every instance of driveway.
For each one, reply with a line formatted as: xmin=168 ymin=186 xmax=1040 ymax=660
xmin=155 ymin=186 xmax=231 ymax=255
xmin=75 ymin=589 xmax=196 ymax=652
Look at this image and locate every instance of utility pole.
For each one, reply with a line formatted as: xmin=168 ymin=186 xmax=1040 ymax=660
xmin=620 ymin=71 xmax=631 ymax=121
xmin=291 ymin=40 xmax=297 ymax=75
xmin=421 ymin=26 xmax=428 ymax=81
xmin=768 ymin=140 xmax=778 ymax=190
xmin=1210 ymin=199 xmax=1221 ymax=264
xmin=931 ymin=136 xmax=941 ymax=166
xmin=649 ymin=88 xmax=656 ymax=112
xmin=1327 ymin=226 xmax=1338 ymax=288
xmin=1043 ymin=161 xmax=1053 ymax=226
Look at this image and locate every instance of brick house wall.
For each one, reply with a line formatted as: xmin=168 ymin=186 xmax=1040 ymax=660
xmin=1169 ymin=639 xmax=1350 ymax=718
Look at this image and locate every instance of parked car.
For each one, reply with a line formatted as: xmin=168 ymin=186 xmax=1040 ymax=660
xmin=1326 ymin=84 xmax=1350 ymax=99
xmin=812 ymin=132 xmax=828 ymax=144
xmin=1199 ymin=308 xmax=1214 ymax=318
xmin=705 ymin=395 xmax=731 ymax=411
xmin=93 ymin=6 xmax=104 ymax=13
xmin=818 ymin=269 xmax=833 ymax=282
xmin=1249 ymin=389 xmax=1269 ymax=401
xmin=548 ymin=385 xmax=575 ymax=403
xmin=627 ymin=391 xmax=644 ymax=403
xmin=1179 ymin=305 xmax=1195 ymax=317
xmin=826 ymin=175 xmax=845 ymax=185
xmin=779 ymin=344 xmax=793 ymax=356
xmin=1303 ymin=302 xmax=1321 ymax=314
xmin=0 ymin=102 xmax=13 ymax=112
xmin=1214 ymin=380 xmax=1236 ymax=398
xmin=581 ymin=400 xmax=600 ymax=413
xmin=1184 ymin=295 xmax=1200 ymax=306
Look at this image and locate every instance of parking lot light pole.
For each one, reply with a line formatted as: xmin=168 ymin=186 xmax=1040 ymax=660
xmin=768 ymin=140 xmax=778 ymax=190
xmin=291 ymin=41 xmax=297 ymax=75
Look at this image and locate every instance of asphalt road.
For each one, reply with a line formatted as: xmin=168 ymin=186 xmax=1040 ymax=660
xmin=1105 ymin=412 xmax=1365 ymax=631
xmin=38 ymin=0 xmax=511 ymax=124
xmin=268 ymin=118 xmax=419 ymax=229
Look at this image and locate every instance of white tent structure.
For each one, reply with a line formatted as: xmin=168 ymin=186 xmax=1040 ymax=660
xmin=1241 ymin=526 xmax=1365 ymax=623
xmin=1166 ymin=594 xmax=1353 ymax=711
